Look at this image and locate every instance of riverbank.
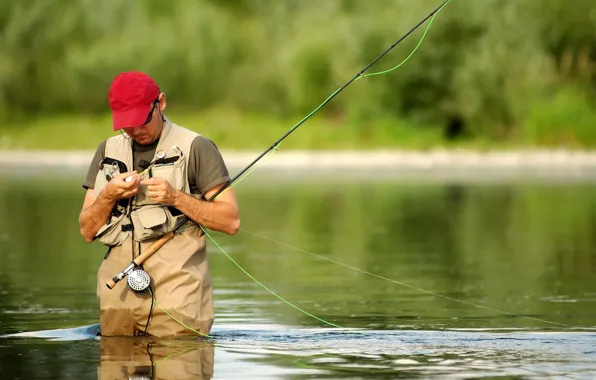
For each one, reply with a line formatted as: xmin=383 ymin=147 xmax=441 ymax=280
xmin=3 ymin=149 xmax=596 ymax=171
xmin=4 ymin=149 xmax=596 ymax=185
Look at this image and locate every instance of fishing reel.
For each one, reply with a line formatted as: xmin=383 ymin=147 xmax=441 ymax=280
xmin=127 ymin=269 xmax=151 ymax=292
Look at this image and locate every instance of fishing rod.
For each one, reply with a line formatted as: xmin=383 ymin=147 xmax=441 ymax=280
xmin=106 ymin=0 xmax=450 ymax=298
xmin=208 ymin=0 xmax=451 ymax=200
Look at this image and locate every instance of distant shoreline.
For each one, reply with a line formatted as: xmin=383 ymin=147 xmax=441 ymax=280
xmin=2 ymin=149 xmax=596 ymax=171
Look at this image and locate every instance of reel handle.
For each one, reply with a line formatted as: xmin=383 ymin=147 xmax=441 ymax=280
xmin=105 ymin=231 xmax=175 ymax=290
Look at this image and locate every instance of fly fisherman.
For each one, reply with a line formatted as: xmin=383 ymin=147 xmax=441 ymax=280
xmin=79 ymin=71 xmax=240 ymax=337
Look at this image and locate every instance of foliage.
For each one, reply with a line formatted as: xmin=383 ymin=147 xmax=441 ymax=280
xmin=0 ymin=0 xmax=595 ymax=147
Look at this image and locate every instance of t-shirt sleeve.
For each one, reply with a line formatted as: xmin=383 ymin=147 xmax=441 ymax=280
xmin=188 ymin=136 xmax=230 ymax=196
xmin=82 ymin=140 xmax=107 ymax=190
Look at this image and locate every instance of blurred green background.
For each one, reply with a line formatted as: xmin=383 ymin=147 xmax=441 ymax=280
xmin=0 ymin=0 xmax=595 ymax=150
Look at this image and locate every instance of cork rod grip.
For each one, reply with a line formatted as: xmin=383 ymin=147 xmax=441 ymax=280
xmin=106 ymin=276 xmax=118 ymax=290
xmin=133 ymin=232 xmax=175 ymax=266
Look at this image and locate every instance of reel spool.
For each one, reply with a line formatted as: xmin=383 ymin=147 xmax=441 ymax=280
xmin=127 ymin=269 xmax=151 ymax=292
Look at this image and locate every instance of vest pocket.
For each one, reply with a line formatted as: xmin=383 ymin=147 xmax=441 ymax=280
xmin=95 ymin=213 xmax=129 ymax=247
xmin=149 ymin=155 xmax=186 ymax=191
xmin=131 ymin=205 xmax=170 ymax=241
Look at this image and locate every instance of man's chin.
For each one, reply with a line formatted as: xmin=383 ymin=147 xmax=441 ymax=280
xmin=133 ymin=136 xmax=152 ymax=145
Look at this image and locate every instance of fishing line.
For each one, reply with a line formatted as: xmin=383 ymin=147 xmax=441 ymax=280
xmin=151 ymin=0 xmax=455 ymax=335
xmin=217 ymin=0 xmax=450 ymax=194
xmin=356 ymin=0 xmax=450 ymax=80
xmin=207 ymin=0 xmax=452 ymax=200
xmin=148 ymin=288 xmax=213 ymax=338
xmin=201 ymin=228 xmax=354 ymax=331
xmin=213 ymin=224 xmax=590 ymax=330
xmin=148 ymin=0 xmax=591 ymax=334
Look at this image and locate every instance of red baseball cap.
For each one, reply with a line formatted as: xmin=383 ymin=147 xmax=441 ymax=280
xmin=108 ymin=71 xmax=161 ymax=131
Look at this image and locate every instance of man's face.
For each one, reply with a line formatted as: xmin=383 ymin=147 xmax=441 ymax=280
xmin=123 ymin=94 xmax=166 ymax=145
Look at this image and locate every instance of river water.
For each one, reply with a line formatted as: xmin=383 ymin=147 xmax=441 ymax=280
xmin=0 ymin=165 xmax=594 ymax=379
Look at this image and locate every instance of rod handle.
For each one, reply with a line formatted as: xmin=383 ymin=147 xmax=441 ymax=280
xmin=133 ymin=231 xmax=174 ymax=266
xmin=106 ymin=277 xmax=117 ymax=290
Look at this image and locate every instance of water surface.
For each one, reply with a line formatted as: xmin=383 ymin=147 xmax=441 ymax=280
xmin=0 ymin=166 xmax=595 ymax=379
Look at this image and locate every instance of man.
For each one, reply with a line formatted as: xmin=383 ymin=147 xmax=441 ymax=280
xmin=79 ymin=71 xmax=240 ymax=337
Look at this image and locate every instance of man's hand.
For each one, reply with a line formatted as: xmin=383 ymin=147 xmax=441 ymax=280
xmin=141 ymin=177 xmax=179 ymax=206
xmin=105 ymin=171 xmax=141 ymax=201
xmin=79 ymin=171 xmax=140 ymax=243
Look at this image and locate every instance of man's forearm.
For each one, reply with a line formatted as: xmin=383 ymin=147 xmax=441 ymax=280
xmin=79 ymin=191 xmax=117 ymax=242
xmin=174 ymin=191 xmax=239 ymax=235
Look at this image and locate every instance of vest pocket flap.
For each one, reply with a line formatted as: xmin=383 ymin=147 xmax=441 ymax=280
xmin=136 ymin=207 xmax=167 ymax=229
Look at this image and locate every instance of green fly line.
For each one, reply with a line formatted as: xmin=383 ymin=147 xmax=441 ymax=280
xmin=153 ymin=0 xmax=454 ymax=336
xmin=202 ymin=228 xmax=358 ymax=331
xmin=148 ymin=288 xmax=212 ymax=338
xmin=218 ymin=0 xmax=451 ymax=194
xmin=148 ymin=0 xmax=593 ymax=339
xmin=220 ymin=225 xmax=591 ymax=330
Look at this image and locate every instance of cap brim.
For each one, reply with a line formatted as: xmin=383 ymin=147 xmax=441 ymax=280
xmin=112 ymin=105 xmax=152 ymax=131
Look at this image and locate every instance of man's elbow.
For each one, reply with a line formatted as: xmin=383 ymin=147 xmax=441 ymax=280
xmin=227 ymin=217 xmax=240 ymax=236
xmin=79 ymin=220 xmax=95 ymax=243
xmin=80 ymin=228 xmax=95 ymax=243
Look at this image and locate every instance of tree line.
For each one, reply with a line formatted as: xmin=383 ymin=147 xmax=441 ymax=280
xmin=1 ymin=0 xmax=595 ymax=143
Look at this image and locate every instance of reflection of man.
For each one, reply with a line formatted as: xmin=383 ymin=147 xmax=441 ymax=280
xmin=78 ymin=71 xmax=240 ymax=337
xmin=98 ymin=337 xmax=215 ymax=380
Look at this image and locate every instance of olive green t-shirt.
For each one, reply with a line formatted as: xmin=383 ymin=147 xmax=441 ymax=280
xmin=82 ymin=135 xmax=230 ymax=197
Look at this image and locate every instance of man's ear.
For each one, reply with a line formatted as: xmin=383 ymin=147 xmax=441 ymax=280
xmin=158 ymin=92 xmax=167 ymax=112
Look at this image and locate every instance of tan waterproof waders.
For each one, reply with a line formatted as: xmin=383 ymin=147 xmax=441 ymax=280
xmin=97 ymin=230 xmax=214 ymax=337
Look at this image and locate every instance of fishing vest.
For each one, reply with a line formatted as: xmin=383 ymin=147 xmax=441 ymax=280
xmin=92 ymin=118 xmax=199 ymax=247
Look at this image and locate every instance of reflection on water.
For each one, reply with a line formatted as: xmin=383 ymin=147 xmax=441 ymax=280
xmin=98 ymin=337 xmax=214 ymax=380
xmin=0 ymin=168 xmax=595 ymax=378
